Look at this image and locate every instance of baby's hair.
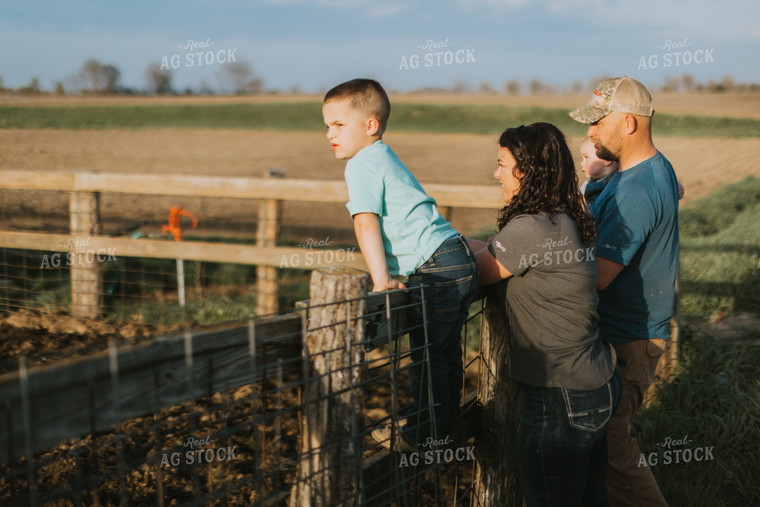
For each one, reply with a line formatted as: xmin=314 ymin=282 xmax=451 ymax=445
xmin=324 ymin=78 xmax=391 ymax=134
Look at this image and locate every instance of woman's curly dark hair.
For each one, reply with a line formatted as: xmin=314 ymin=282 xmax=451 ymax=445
xmin=496 ymin=122 xmax=596 ymax=245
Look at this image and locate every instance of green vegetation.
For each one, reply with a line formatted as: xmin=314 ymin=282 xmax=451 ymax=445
xmin=2 ymin=102 xmax=760 ymax=138
xmin=0 ymin=252 xmax=310 ymax=328
xmin=631 ymin=177 xmax=760 ymax=506
xmin=636 ymin=326 xmax=760 ymax=506
xmin=678 ymin=176 xmax=760 ymax=322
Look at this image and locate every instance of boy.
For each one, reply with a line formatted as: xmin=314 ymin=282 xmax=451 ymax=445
xmin=322 ymin=78 xmax=478 ymax=451
xmin=579 ymin=136 xmax=618 ymax=207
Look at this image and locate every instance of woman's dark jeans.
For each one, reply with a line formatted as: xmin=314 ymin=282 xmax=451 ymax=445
xmin=401 ymin=235 xmax=478 ymax=446
xmin=518 ymin=369 xmax=622 ymax=507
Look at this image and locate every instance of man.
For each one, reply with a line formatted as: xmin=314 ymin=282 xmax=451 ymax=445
xmin=570 ymin=76 xmax=679 ymax=507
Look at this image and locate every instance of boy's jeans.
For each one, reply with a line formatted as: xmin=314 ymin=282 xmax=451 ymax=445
xmin=401 ymin=235 xmax=478 ymax=446
xmin=518 ymin=369 xmax=622 ymax=507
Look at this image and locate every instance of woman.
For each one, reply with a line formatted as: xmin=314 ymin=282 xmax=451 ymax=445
xmin=469 ymin=122 xmax=621 ymax=506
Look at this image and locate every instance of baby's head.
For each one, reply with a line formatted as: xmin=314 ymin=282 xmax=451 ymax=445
xmin=579 ymin=137 xmax=617 ymax=180
xmin=322 ymin=79 xmax=390 ymax=160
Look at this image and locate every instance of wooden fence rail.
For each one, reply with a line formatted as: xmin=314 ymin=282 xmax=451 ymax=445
xmin=0 ymin=169 xmax=502 ymax=317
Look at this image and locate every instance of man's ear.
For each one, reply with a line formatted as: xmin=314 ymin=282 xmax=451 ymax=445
xmin=366 ymin=117 xmax=380 ymax=136
xmin=624 ymin=114 xmax=638 ymax=135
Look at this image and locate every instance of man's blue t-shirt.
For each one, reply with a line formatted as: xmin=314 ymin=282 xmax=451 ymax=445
xmin=591 ymin=152 xmax=679 ymax=345
xmin=345 ymin=140 xmax=456 ymax=276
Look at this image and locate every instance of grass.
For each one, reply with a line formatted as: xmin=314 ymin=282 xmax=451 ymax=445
xmin=631 ymin=177 xmax=760 ymax=505
xmin=678 ymin=176 xmax=760 ymax=321
xmin=1 ymin=102 xmax=760 ymax=138
xmin=635 ymin=326 xmax=760 ymax=506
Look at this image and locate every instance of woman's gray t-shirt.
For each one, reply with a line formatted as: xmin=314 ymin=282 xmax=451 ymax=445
xmin=487 ymin=212 xmax=615 ymax=390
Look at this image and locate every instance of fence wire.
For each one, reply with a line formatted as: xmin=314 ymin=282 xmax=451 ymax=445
xmin=0 ymin=286 xmax=486 ymax=506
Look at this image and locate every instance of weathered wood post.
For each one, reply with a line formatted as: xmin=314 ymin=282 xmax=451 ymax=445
xmin=289 ymin=266 xmax=369 ymax=507
xmin=647 ymin=277 xmax=680 ymax=405
xmin=69 ymin=190 xmax=102 ymax=318
xmin=474 ymin=285 xmax=523 ymax=506
xmin=256 ymin=169 xmax=284 ymax=316
xmin=666 ymin=278 xmax=680 ymax=376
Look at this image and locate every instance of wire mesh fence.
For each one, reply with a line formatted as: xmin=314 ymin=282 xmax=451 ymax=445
xmin=0 ymin=267 xmax=492 ymax=506
xmin=0 ymin=184 xmax=359 ymax=327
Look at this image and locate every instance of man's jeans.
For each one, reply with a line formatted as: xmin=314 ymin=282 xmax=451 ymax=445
xmin=401 ymin=235 xmax=478 ymax=445
xmin=518 ymin=369 xmax=622 ymax=507
xmin=606 ymin=338 xmax=669 ymax=506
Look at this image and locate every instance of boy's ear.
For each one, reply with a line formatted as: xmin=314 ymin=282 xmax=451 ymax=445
xmin=366 ymin=116 xmax=380 ymax=136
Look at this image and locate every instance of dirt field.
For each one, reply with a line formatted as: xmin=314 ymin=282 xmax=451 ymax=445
xmin=4 ymin=92 xmax=760 ymax=119
xmin=1 ymin=125 xmax=758 ymax=235
xmin=0 ymin=94 xmax=757 ymax=504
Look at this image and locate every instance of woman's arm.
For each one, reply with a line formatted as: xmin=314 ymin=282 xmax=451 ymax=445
xmin=471 ymin=243 xmax=513 ymax=286
xmin=466 ymin=237 xmax=488 ymax=252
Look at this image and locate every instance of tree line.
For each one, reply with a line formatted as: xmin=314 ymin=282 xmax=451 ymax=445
xmin=2 ymin=59 xmax=263 ymax=96
xmin=3 ymin=59 xmax=758 ymax=96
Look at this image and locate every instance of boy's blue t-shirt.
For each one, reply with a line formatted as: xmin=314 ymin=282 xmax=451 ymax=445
xmin=345 ymin=140 xmax=457 ymax=276
xmin=591 ymin=152 xmax=679 ymax=345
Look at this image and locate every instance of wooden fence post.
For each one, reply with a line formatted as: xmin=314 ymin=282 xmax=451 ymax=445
xmin=474 ymin=286 xmax=523 ymax=506
xmin=289 ymin=266 xmax=369 ymax=507
xmin=69 ymin=191 xmax=102 ymax=318
xmin=647 ymin=277 xmax=680 ymax=405
xmin=256 ymin=169 xmax=284 ymax=316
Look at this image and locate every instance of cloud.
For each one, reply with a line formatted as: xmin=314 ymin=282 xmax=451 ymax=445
xmin=457 ymin=0 xmax=760 ymax=39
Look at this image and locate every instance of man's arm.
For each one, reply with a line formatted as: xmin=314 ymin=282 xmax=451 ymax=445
xmin=353 ymin=212 xmax=406 ymax=292
xmin=596 ymin=256 xmax=625 ymax=291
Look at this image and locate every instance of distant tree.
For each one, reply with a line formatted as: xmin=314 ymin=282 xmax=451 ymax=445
xmin=54 ymin=81 xmax=65 ymax=95
xmin=528 ymin=79 xmax=543 ymax=94
xmin=17 ymin=77 xmax=42 ymax=94
xmin=571 ymin=81 xmax=583 ymax=93
xmin=504 ymin=80 xmax=521 ymax=95
xmin=198 ymin=80 xmax=215 ymax=95
xmin=452 ymin=80 xmax=471 ymax=94
xmin=221 ymin=61 xmax=251 ymax=94
xmin=215 ymin=61 xmax=264 ymax=95
xmin=75 ymin=59 xmax=121 ymax=93
xmin=720 ymin=75 xmax=735 ymax=92
xmin=708 ymin=76 xmax=735 ymax=93
xmin=478 ymin=81 xmax=496 ymax=94
xmin=680 ymin=74 xmax=696 ymax=91
xmin=247 ymin=78 xmax=263 ymax=94
xmin=661 ymin=77 xmax=680 ymax=93
xmin=145 ymin=63 xmax=174 ymax=95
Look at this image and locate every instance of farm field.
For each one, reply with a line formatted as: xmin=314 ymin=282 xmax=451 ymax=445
xmin=1 ymin=93 xmax=759 ymax=506
xmin=1 ymin=92 xmax=759 ymax=241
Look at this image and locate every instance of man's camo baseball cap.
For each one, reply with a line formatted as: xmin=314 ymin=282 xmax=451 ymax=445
xmin=569 ymin=76 xmax=653 ymax=123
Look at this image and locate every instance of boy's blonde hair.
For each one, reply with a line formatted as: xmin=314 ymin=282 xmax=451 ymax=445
xmin=323 ymin=78 xmax=391 ymax=135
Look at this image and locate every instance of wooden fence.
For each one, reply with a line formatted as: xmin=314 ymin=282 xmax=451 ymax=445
xmin=0 ymin=169 xmax=502 ymax=318
xmin=0 ymin=266 xmax=524 ymax=506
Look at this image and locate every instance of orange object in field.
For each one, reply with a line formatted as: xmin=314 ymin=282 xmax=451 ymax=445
xmin=162 ymin=206 xmax=199 ymax=241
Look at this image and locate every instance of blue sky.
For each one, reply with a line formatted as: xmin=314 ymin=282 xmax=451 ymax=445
xmin=2 ymin=0 xmax=758 ymax=93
